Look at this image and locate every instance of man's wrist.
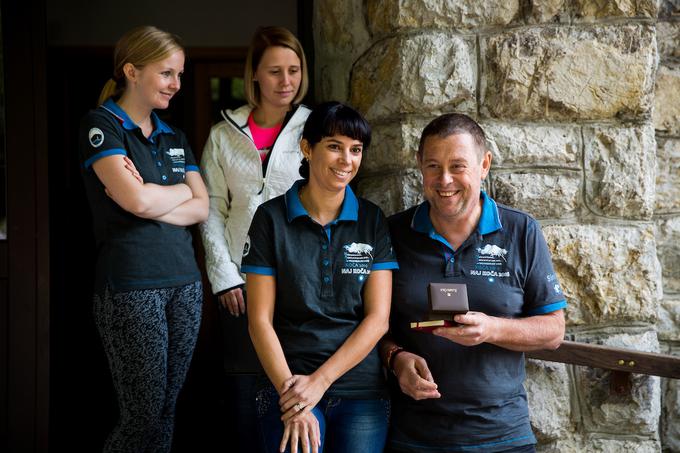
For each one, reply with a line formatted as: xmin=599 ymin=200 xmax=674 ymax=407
xmin=385 ymin=345 xmax=405 ymax=372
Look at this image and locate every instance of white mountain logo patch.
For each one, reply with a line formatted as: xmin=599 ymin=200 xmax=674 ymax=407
xmin=477 ymin=244 xmax=508 ymax=263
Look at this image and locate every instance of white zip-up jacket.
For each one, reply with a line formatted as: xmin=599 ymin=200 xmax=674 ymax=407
xmin=200 ymin=104 xmax=311 ymax=293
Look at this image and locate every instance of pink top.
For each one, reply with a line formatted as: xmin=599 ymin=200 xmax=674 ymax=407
xmin=247 ymin=112 xmax=283 ymax=162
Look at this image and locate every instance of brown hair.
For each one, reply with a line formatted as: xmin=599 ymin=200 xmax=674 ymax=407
xmin=97 ymin=26 xmax=184 ymax=105
xmin=244 ymin=26 xmax=308 ymax=108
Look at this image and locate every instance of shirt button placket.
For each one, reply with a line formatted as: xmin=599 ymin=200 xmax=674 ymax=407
xmin=445 ymin=255 xmax=455 ymax=277
xmin=321 ymin=241 xmax=333 ymax=297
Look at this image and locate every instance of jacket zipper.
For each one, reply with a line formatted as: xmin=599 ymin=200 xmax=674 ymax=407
xmin=222 ymin=105 xmax=303 ymax=196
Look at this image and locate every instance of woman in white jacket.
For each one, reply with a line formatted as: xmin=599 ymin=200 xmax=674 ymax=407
xmin=199 ymin=26 xmax=311 ymax=452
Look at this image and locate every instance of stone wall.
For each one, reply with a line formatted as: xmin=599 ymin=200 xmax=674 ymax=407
xmin=656 ymin=2 xmax=680 ymax=451
xmin=314 ymin=1 xmax=679 ymax=451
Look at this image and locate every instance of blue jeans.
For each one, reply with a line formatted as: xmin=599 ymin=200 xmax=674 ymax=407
xmin=256 ymin=385 xmax=390 ymax=453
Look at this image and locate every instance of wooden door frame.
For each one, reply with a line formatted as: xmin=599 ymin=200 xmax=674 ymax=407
xmin=1 ymin=0 xmax=50 ymax=451
xmin=187 ymin=47 xmax=247 ymax=153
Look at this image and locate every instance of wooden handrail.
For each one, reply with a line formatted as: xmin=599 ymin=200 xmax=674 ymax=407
xmin=526 ymin=340 xmax=680 ymax=379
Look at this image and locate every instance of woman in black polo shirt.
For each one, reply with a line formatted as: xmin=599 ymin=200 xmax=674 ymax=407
xmin=78 ymin=26 xmax=208 ymax=452
xmin=243 ymin=102 xmax=398 ymax=453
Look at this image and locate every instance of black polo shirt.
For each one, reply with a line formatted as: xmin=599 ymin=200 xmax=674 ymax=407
xmin=387 ymin=192 xmax=567 ymax=452
xmin=242 ymin=180 xmax=399 ymax=398
xmin=79 ymin=98 xmax=201 ymax=294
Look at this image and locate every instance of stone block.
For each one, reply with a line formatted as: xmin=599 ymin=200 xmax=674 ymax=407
xmin=573 ymin=0 xmax=659 ymax=19
xmin=526 ymin=359 xmax=571 ymax=441
xmin=491 ymin=171 xmax=581 ymax=219
xmin=366 ymin=0 xmax=520 ymax=34
xmin=539 ymin=436 xmax=660 ymax=452
xmin=357 ymin=170 xmax=423 ymax=216
xmin=543 ymin=224 xmax=661 ymax=326
xmin=656 ymin=138 xmax=680 ymax=214
xmin=351 ymin=33 xmax=477 ymax=121
xmin=584 ymin=437 xmax=661 ymax=452
xmin=536 ymin=436 xmax=582 ymax=453
xmin=657 ymin=21 xmax=680 ymax=62
xmin=659 ymin=0 xmax=680 ymax=17
xmin=659 ymin=297 xmax=680 ymax=340
xmin=483 ymin=122 xmax=581 ymax=167
xmin=661 ymin=343 xmax=680 ymax=451
xmin=583 ymin=124 xmax=656 ymax=220
xmin=364 ymin=118 xmax=430 ymax=174
xmin=653 ymin=65 xmax=680 ymax=135
xmin=657 ymin=217 xmax=680 ymax=293
xmin=572 ymin=330 xmax=661 ymax=435
xmin=313 ymin=0 xmax=370 ymax=102
xmin=525 ymin=0 xmax=569 ymax=24
xmin=481 ymin=25 xmax=657 ymax=121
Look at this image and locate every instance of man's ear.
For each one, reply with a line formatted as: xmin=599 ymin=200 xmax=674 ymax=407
xmin=480 ymin=150 xmax=492 ymax=179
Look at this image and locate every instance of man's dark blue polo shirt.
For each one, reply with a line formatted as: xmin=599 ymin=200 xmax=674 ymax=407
xmin=79 ymin=99 xmax=201 ymax=294
xmin=242 ymin=180 xmax=399 ymax=398
xmin=387 ymin=192 xmax=567 ymax=452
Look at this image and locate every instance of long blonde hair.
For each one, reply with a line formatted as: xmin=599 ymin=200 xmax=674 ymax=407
xmin=97 ymin=26 xmax=184 ymax=105
xmin=244 ymin=26 xmax=308 ymax=108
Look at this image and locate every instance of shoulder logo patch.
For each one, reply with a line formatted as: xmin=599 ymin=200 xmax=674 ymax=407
xmin=88 ymin=128 xmax=104 ymax=148
xmin=242 ymin=235 xmax=251 ymax=257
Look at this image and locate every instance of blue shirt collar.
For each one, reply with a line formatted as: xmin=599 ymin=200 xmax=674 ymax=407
xmin=411 ymin=190 xmax=502 ymax=238
xmin=101 ymin=98 xmax=174 ymax=136
xmin=285 ymin=180 xmax=359 ymax=223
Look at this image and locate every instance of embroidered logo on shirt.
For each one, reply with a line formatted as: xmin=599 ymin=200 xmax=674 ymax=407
xmin=471 ymin=243 xmax=510 ymax=279
xmin=547 ymin=274 xmax=563 ymax=294
xmin=89 ymin=128 xmax=104 ymax=148
xmin=166 ymin=148 xmax=185 ymax=165
xmin=242 ymin=235 xmax=251 ymax=257
xmin=341 ymin=242 xmax=373 ymax=277
xmin=476 ymin=244 xmax=508 ymax=262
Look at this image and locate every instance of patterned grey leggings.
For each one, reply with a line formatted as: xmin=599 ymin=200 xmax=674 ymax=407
xmin=93 ymin=281 xmax=203 ymax=453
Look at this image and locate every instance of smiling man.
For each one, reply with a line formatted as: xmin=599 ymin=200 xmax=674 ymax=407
xmin=381 ymin=113 xmax=567 ymax=453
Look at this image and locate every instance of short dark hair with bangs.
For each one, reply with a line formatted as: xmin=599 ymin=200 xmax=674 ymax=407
xmin=299 ymin=102 xmax=371 ymax=180
xmin=418 ymin=113 xmax=487 ymax=160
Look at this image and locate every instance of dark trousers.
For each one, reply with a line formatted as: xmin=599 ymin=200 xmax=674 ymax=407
xmin=218 ymin=300 xmax=264 ymax=452
xmin=94 ymin=281 xmax=202 ymax=453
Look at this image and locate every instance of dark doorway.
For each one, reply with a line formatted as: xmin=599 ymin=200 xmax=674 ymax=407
xmin=46 ymin=44 xmax=254 ymax=451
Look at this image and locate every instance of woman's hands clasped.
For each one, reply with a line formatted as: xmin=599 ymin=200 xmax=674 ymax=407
xmin=279 ymin=411 xmax=320 ymax=453
xmin=278 ymin=374 xmax=328 ymax=421
xmin=276 ymin=373 xmax=329 ymax=452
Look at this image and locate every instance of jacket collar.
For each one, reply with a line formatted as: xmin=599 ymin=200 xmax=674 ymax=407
xmin=222 ymin=104 xmax=311 ymax=136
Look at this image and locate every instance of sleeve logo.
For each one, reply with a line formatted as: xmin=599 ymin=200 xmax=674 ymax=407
xmin=242 ymin=235 xmax=251 ymax=257
xmin=88 ymin=128 xmax=104 ymax=148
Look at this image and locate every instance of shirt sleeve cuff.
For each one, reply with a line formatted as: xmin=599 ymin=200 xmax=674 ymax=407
xmin=241 ymin=265 xmax=277 ymax=276
xmin=524 ymin=300 xmax=567 ymax=316
xmin=371 ymin=261 xmax=399 ymax=271
xmin=83 ymin=148 xmax=127 ymax=168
